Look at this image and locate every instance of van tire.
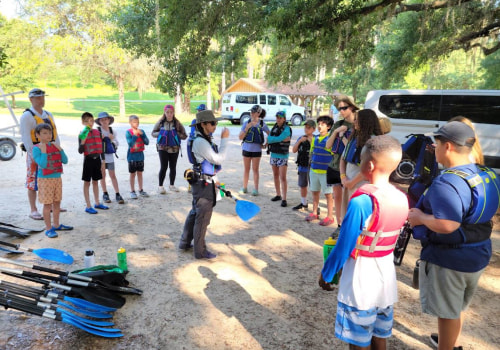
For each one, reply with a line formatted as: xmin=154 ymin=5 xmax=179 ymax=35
xmin=240 ymin=113 xmax=250 ymax=125
xmin=291 ymin=114 xmax=303 ymax=126
xmin=0 ymin=139 xmax=16 ymax=161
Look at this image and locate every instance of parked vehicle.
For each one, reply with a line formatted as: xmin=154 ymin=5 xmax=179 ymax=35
xmin=364 ymin=89 xmax=500 ymax=169
xmin=0 ymin=87 xmax=22 ymax=161
xmin=221 ymin=92 xmax=305 ymax=126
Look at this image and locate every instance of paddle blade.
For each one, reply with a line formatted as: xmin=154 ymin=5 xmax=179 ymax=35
xmin=235 ymin=200 xmax=260 ymax=222
xmin=33 ymin=248 xmax=74 ymax=264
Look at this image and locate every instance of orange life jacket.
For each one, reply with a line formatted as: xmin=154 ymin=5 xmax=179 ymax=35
xmin=129 ymin=129 xmax=145 ymax=153
xmin=26 ymin=109 xmax=58 ymax=144
xmin=41 ymin=143 xmax=63 ymax=175
xmin=350 ymin=184 xmax=409 ymax=259
xmin=83 ymin=129 xmax=103 ymax=156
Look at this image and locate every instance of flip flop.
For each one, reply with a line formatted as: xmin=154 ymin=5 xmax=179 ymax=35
xmin=29 ymin=212 xmax=43 ymax=221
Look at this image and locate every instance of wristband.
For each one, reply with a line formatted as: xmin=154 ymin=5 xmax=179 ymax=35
xmin=340 ymin=174 xmax=347 ymax=179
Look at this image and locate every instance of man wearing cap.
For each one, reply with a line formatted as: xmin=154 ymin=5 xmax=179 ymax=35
xmin=408 ymin=121 xmax=500 ymax=350
xmin=20 ymin=88 xmax=61 ymax=220
xmin=179 ymin=110 xmax=229 ymax=259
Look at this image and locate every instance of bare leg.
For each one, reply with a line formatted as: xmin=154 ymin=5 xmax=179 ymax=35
xmin=242 ymin=156 xmax=251 ymax=189
xmin=137 ymin=171 xmax=143 ymax=191
xmin=100 ymin=167 xmax=108 ymax=193
xmin=437 ymin=317 xmax=461 ymax=350
xmin=300 ymin=186 xmax=308 ymax=200
xmin=130 ymin=173 xmax=136 ymax=192
xmin=371 ymin=336 xmax=386 ymax=350
xmin=325 ymin=193 xmax=334 ymax=222
xmin=28 ymin=189 xmax=38 ymax=213
xmin=83 ymin=181 xmax=92 ymax=208
xmin=272 ymin=165 xmax=280 ymax=196
xmin=311 ymin=191 xmax=320 ymax=215
xmin=42 ymin=204 xmax=52 ymax=230
xmin=333 ymin=185 xmax=343 ymax=224
xmin=251 ymin=157 xmax=261 ymax=191
xmin=52 ymin=201 xmax=60 ymax=227
xmin=92 ymin=180 xmax=100 ymax=205
xmin=108 ymin=169 xmax=120 ymax=193
xmin=279 ymin=165 xmax=287 ymax=200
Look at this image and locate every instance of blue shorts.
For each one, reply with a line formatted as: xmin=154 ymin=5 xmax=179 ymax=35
xmin=335 ymin=302 xmax=393 ymax=347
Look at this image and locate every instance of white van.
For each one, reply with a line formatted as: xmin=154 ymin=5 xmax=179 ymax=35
xmin=221 ymin=92 xmax=306 ymax=126
xmin=364 ymin=89 xmax=500 ymax=169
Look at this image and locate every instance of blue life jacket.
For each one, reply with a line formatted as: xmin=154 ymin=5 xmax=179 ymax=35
xmin=98 ymin=127 xmax=118 ymax=157
xmin=310 ymin=135 xmax=332 ymax=171
xmin=188 ymin=133 xmax=221 ymax=176
xmin=243 ymin=120 xmax=265 ymax=144
xmin=330 ymin=122 xmax=351 ymax=155
xmin=157 ymin=124 xmax=180 ymax=147
xmin=342 ymin=137 xmax=360 ymax=165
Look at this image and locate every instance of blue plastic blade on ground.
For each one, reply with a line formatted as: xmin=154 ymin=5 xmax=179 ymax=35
xmin=58 ymin=301 xmax=113 ymax=319
xmin=35 ymin=248 xmax=74 ymax=264
xmin=235 ymin=200 xmax=261 ymax=222
xmin=61 ymin=295 xmax=117 ymax=313
xmin=62 ymin=316 xmax=123 ymax=337
xmin=58 ymin=309 xmax=115 ymax=327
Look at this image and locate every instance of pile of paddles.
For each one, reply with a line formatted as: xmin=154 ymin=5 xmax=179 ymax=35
xmin=0 ymin=230 xmax=142 ymax=338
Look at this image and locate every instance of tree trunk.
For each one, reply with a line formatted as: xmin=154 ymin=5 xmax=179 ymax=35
xmin=10 ymin=95 xmax=16 ymax=109
xmin=117 ymin=76 xmax=126 ymax=119
xmin=206 ymin=69 xmax=212 ymax=110
xmin=175 ymin=83 xmax=182 ymax=115
xmin=183 ymin=91 xmax=191 ymax=113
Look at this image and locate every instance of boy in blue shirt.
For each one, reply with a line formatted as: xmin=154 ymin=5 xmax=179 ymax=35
xmin=126 ymin=115 xmax=150 ymax=199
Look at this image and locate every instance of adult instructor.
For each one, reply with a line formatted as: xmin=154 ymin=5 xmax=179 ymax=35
xmin=20 ymin=88 xmax=62 ymax=220
xmin=179 ymin=110 xmax=229 ymax=260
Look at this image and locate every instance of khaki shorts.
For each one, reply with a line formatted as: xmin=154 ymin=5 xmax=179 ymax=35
xmin=419 ymin=260 xmax=483 ymax=319
xmin=38 ymin=178 xmax=63 ymax=205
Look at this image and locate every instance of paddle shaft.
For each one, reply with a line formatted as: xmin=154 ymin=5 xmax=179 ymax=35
xmin=0 ymin=257 xmax=92 ymax=281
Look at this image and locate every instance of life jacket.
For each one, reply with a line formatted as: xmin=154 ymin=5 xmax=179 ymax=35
xmin=188 ymin=133 xmax=221 ymax=176
xmin=243 ymin=120 xmax=265 ymax=144
xmin=157 ymin=122 xmax=180 ymax=147
xmin=414 ymin=165 xmax=500 ymax=247
xmin=295 ymin=137 xmax=311 ymax=167
xmin=310 ymin=135 xmax=332 ymax=171
xmin=350 ymin=184 xmax=409 ymax=259
xmin=83 ymin=129 xmax=103 ymax=156
xmin=129 ymin=129 xmax=145 ymax=153
xmin=98 ymin=127 xmax=117 ymax=156
xmin=39 ymin=143 xmax=63 ymax=175
xmin=25 ymin=109 xmax=58 ymax=144
xmin=268 ymin=123 xmax=292 ymax=154
xmin=330 ymin=122 xmax=351 ymax=155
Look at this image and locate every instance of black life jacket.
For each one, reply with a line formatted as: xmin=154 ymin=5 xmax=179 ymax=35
xmin=268 ymin=123 xmax=292 ymax=154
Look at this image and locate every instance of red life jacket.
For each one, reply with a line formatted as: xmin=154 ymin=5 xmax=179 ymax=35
xmin=350 ymin=184 xmax=409 ymax=259
xmin=129 ymin=128 xmax=145 ymax=153
xmin=40 ymin=143 xmax=63 ymax=175
xmin=83 ymin=129 xmax=103 ymax=156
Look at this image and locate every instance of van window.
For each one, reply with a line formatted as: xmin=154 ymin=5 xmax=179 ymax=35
xmin=236 ymin=95 xmax=257 ymax=104
xmin=222 ymin=94 xmax=231 ymax=104
xmin=440 ymin=95 xmax=500 ymax=124
xmin=379 ymin=95 xmax=441 ymax=121
xmin=280 ymin=96 xmax=291 ymax=106
xmin=268 ymin=95 xmax=276 ymax=105
xmin=260 ymin=95 xmax=266 ymax=105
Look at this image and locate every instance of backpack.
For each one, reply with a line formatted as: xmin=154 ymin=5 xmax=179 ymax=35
xmin=98 ymin=126 xmax=118 ymax=158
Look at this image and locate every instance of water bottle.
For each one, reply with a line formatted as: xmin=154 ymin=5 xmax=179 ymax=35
xmin=117 ymin=247 xmax=128 ymax=271
xmin=323 ymin=237 xmax=340 ymax=284
xmin=84 ymin=250 xmax=95 ymax=268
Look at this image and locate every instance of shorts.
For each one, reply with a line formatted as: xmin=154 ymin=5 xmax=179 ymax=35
xmin=298 ymin=170 xmax=309 ymax=188
xmin=82 ymin=156 xmax=103 ymax=182
xmin=327 ymin=167 xmax=342 ymax=186
xmin=335 ymin=301 xmax=393 ymax=347
xmin=270 ymin=157 xmax=288 ymax=167
xmin=242 ymin=150 xmax=262 ymax=158
xmin=129 ymin=160 xmax=144 ymax=173
xmin=309 ymin=170 xmax=333 ymax=194
xmin=419 ymin=260 xmax=483 ymax=319
xmin=26 ymin=154 xmax=38 ymax=191
xmin=104 ymin=162 xmax=115 ymax=171
xmin=37 ymin=178 xmax=62 ymax=205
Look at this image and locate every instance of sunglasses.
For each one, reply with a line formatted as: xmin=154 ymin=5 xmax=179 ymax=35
xmin=204 ymin=121 xmax=218 ymax=126
xmin=338 ymin=106 xmax=350 ymax=111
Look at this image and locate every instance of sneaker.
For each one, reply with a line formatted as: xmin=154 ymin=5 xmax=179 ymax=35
xmin=196 ymin=251 xmax=217 ymax=260
xmin=54 ymin=224 xmax=73 ymax=231
xmin=271 ymin=195 xmax=282 ymax=201
xmin=292 ymin=203 xmax=308 ymax=210
xmin=85 ymin=207 xmax=98 ymax=214
xmin=130 ymin=191 xmax=138 ymax=199
xmin=116 ymin=193 xmax=125 ymax=204
xmin=139 ymin=190 xmax=149 ymax=197
xmin=429 ymin=333 xmax=463 ymax=350
xmin=305 ymin=213 xmax=319 ymax=222
xmin=94 ymin=203 xmax=109 ymax=210
xmin=102 ymin=193 xmax=111 ymax=203
xmin=239 ymin=187 xmax=248 ymax=194
xmin=45 ymin=227 xmax=58 ymax=238
xmin=158 ymin=186 xmax=167 ymax=194
xmin=178 ymin=243 xmax=194 ymax=250
xmin=281 ymin=200 xmax=287 ymax=207
xmin=319 ymin=217 xmax=335 ymax=226
xmin=169 ymin=185 xmax=179 ymax=192
xmin=251 ymin=189 xmax=259 ymax=196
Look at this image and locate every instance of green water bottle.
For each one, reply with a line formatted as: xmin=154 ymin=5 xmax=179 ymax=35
xmin=323 ymin=237 xmax=340 ymax=284
xmin=117 ymin=247 xmax=128 ymax=271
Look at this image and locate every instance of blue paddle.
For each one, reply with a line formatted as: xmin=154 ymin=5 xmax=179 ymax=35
xmin=0 ymin=240 xmax=73 ymax=264
xmin=218 ymin=187 xmax=260 ymax=222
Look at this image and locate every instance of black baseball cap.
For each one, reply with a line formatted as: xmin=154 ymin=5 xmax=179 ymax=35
xmin=427 ymin=121 xmax=476 ymax=147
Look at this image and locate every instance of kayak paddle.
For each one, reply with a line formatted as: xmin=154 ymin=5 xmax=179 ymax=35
xmin=218 ymin=187 xmax=260 ymax=222
xmin=0 ymin=240 xmax=73 ymax=264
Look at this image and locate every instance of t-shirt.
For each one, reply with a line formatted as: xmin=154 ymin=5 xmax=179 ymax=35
xmin=240 ymin=121 xmax=270 ymax=153
xmin=416 ymin=164 xmax=492 ymax=272
xmin=322 ymin=190 xmax=398 ymax=310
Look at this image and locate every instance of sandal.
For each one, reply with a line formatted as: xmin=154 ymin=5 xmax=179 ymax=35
xmin=45 ymin=227 xmax=58 ymax=238
xmin=319 ymin=217 xmax=335 ymax=226
xmin=29 ymin=211 xmax=43 ymax=220
xmin=305 ymin=213 xmax=319 ymax=222
xmin=54 ymin=224 xmax=73 ymax=231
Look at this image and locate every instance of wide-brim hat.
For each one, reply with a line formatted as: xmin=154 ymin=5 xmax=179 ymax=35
xmin=96 ymin=111 xmax=115 ymax=126
xmin=334 ymin=95 xmax=359 ymax=111
xmin=189 ymin=110 xmax=222 ymax=127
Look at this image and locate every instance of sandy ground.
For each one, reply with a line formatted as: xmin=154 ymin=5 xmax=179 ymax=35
xmin=0 ymin=117 xmax=498 ymax=349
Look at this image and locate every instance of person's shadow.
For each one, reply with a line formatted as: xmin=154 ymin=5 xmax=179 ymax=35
xmin=199 ymin=266 xmax=289 ymax=348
